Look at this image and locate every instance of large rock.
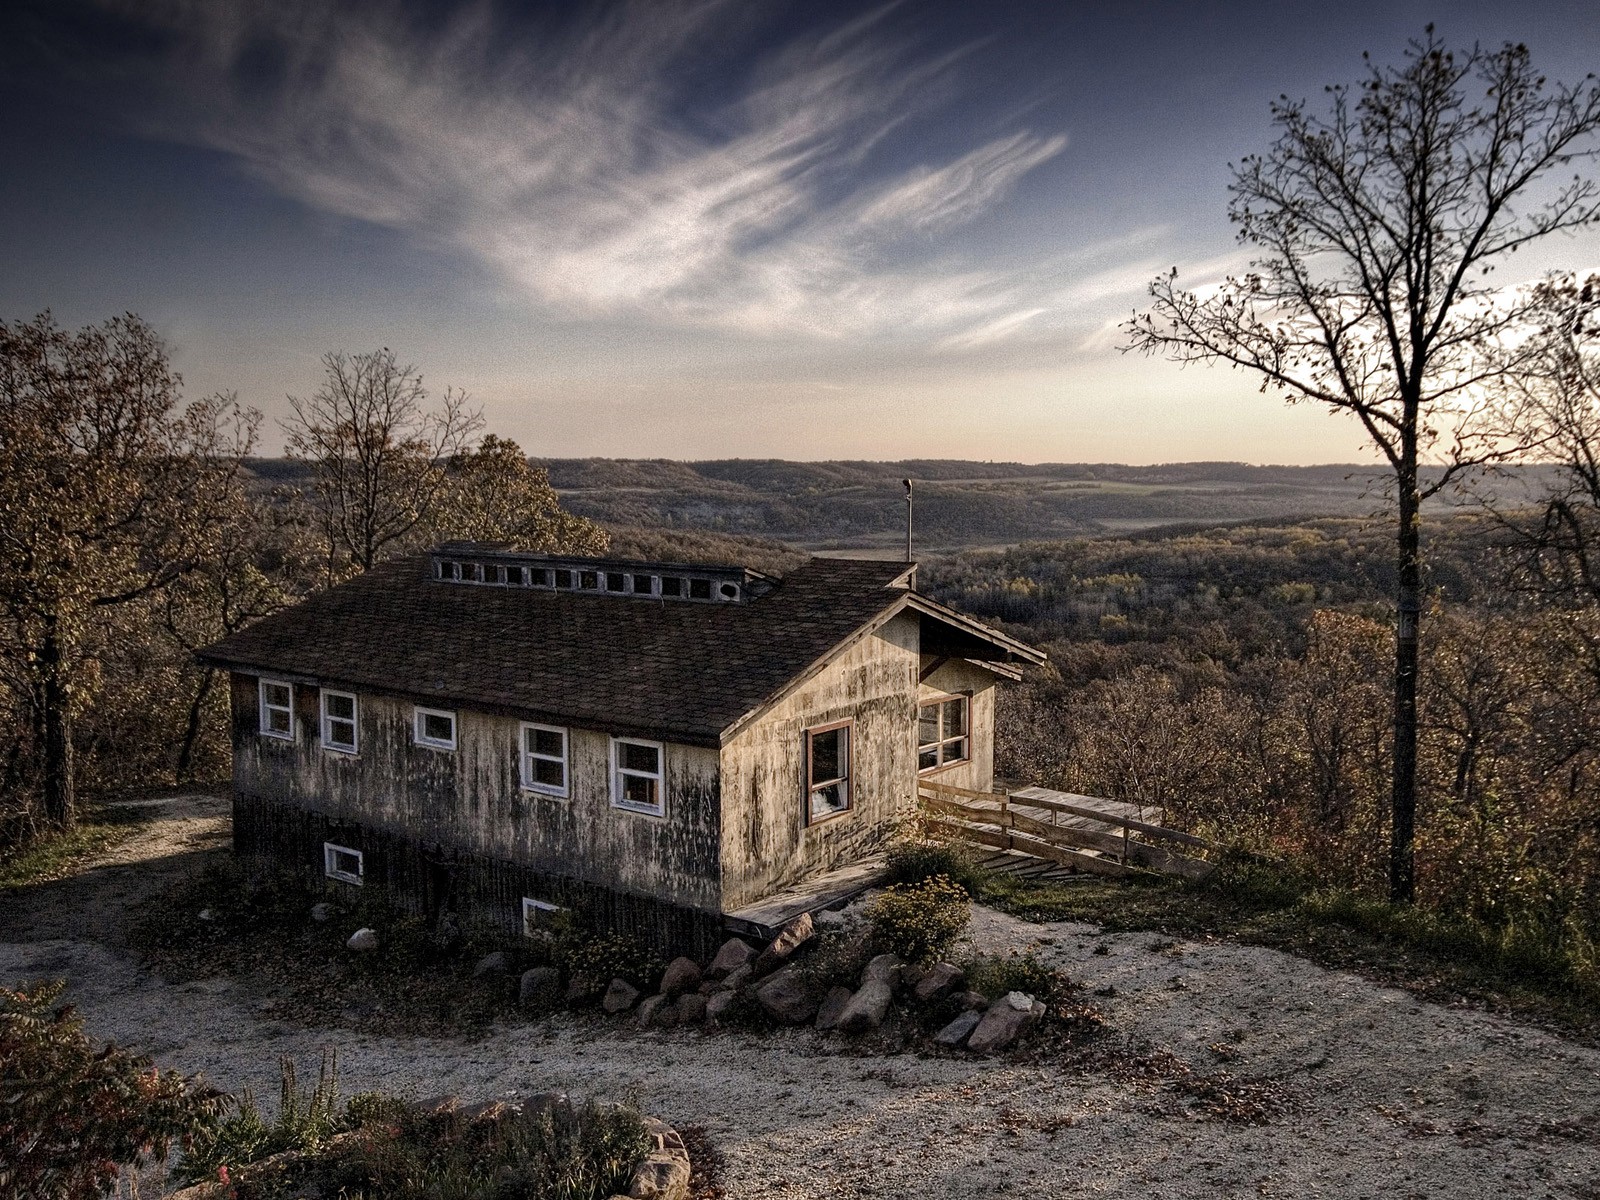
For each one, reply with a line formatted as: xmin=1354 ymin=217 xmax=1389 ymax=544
xmin=836 ymin=980 xmax=893 ymax=1035
xmin=861 ymin=954 xmax=903 ymax=991
xmin=965 ymin=991 xmax=1044 ymax=1054
xmin=705 ymin=989 xmax=740 ymax=1025
xmin=705 ymin=937 xmax=756 ymax=980
xmin=626 ymin=1139 xmax=691 ymax=1200
xmin=602 ymin=978 xmax=642 ymax=1014
xmin=472 ymin=951 xmax=510 ymax=979
xmin=636 ymin=994 xmax=673 ymax=1028
xmin=913 ymin=962 xmax=965 ymax=1004
xmin=952 ymin=990 xmax=990 ymax=1012
xmin=933 ymin=1009 xmax=983 ymax=1048
xmin=753 ymin=913 xmax=814 ymax=976
xmin=756 ymin=967 xmax=819 ymax=1024
xmin=716 ymin=963 xmax=753 ymax=993
xmin=673 ymin=992 xmax=708 ymax=1025
xmin=519 ymin=966 xmax=562 ymax=1008
xmin=347 ymin=928 xmax=379 ymax=952
xmin=813 ymin=986 xmax=854 ymax=1031
xmin=660 ymin=956 xmax=702 ymax=997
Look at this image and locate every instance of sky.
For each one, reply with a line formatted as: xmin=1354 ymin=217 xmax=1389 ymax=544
xmin=3 ymin=0 xmax=1600 ymax=463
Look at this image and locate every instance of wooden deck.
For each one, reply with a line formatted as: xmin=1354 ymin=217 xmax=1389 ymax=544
xmin=722 ymin=854 xmax=888 ymax=940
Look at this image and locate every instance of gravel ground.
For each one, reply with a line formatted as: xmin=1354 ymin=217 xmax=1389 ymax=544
xmin=3 ymin=796 xmax=1599 ymax=1199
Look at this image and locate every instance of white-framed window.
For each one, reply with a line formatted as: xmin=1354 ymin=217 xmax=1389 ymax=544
xmin=323 ymin=842 xmax=363 ymax=885
xmin=918 ymin=695 xmax=970 ymax=772
xmin=320 ymin=689 xmax=358 ymax=754
xmin=610 ymin=736 xmax=665 ymax=816
xmin=520 ymin=723 xmax=569 ymax=797
xmin=522 ymin=896 xmax=565 ymax=939
xmin=805 ymin=721 xmax=852 ymax=823
xmin=414 ymin=706 xmax=457 ymax=751
xmin=259 ymin=678 xmax=294 ymax=740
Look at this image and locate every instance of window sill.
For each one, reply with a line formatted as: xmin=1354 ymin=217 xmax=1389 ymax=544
xmin=611 ymin=799 xmax=666 ymax=819
xmin=806 ymin=806 xmax=853 ymax=826
xmin=259 ymin=731 xmax=294 ymax=742
xmin=414 ymin=741 xmax=456 ymax=753
xmin=321 ymin=745 xmax=359 ymax=757
xmin=917 ymin=759 xmax=972 ymax=778
xmin=522 ymin=784 xmax=570 ymax=799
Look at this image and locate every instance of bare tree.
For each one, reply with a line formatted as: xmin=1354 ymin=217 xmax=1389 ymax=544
xmin=1126 ymin=31 xmax=1600 ymax=902
xmin=282 ymin=349 xmax=483 ymax=578
xmin=0 ymin=312 xmax=257 ymax=830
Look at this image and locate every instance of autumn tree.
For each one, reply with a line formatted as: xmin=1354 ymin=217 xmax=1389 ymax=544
xmin=1126 ymin=32 xmax=1600 ymax=901
xmin=0 ymin=313 xmax=256 ymax=832
xmin=282 ymin=348 xmax=482 ymax=579
xmin=433 ymin=434 xmax=608 ymax=553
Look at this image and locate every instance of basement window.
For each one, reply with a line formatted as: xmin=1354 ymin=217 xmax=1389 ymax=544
xmin=918 ymin=695 xmax=970 ymax=772
xmin=806 ymin=721 xmax=852 ymax=823
xmin=259 ymin=678 xmax=294 ymax=740
xmin=324 ymin=842 xmax=363 ymax=885
xmin=414 ymin=706 xmax=457 ymax=751
xmin=611 ymin=737 xmax=664 ymax=816
xmin=521 ymin=723 xmax=569 ymax=797
xmin=523 ymin=896 xmax=565 ymax=939
xmin=320 ymin=689 xmax=358 ymax=754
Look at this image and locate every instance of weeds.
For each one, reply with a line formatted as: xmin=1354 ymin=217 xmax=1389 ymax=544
xmin=0 ymin=805 xmax=141 ymax=889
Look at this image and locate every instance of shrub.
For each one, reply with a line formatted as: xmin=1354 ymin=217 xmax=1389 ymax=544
xmin=0 ymin=979 xmax=224 ymax=1200
xmin=865 ymin=874 xmax=971 ymax=964
xmin=177 ymin=1051 xmax=345 ymax=1185
xmin=961 ymin=951 xmax=1067 ymax=1005
xmin=883 ymin=839 xmax=987 ymax=897
xmin=559 ymin=931 xmax=663 ymax=992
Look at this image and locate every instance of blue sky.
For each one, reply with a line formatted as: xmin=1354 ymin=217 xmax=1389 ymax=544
xmin=4 ymin=0 xmax=1600 ymax=461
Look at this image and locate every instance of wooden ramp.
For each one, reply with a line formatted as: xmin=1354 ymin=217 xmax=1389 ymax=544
xmin=723 ymin=855 xmax=887 ymax=941
xmin=919 ymin=779 xmax=1216 ymax=882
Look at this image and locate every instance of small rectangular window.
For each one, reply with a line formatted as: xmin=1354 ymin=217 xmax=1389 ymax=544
xmin=553 ymin=568 xmax=574 ymax=589
xmin=688 ymin=578 xmax=712 ymax=600
xmin=917 ymin=695 xmax=970 ymax=772
xmin=631 ymin=574 xmax=656 ymax=595
xmin=259 ymin=679 xmax=294 ymax=740
xmin=580 ymin=570 xmax=600 ymax=590
xmin=605 ymin=571 xmax=628 ymax=592
xmin=320 ymin=689 xmax=358 ymax=753
xmin=530 ymin=568 xmax=552 ymax=588
xmin=611 ymin=737 xmax=664 ymax=816
xmin=523 ymin=896 xmax=565 ymax=939
xmin=414 ymin=706 xmax=456 ymax=751
xmin=468 ymin=562 xmax=484 ymax=582
xmin=521 ymin=723 xmax=569 ymax=797
xmin=324 ymin=842 xmax=363 ymax=885
xmin=806 ymin=721 xmax=852 ymax=823
xmin=487 ymin=564 xmax=507 ymax=584
xmin=659 ymin=576 xmax=684 ymax=598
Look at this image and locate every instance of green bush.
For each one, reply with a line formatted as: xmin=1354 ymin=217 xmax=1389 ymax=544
xmin=177 ymin=1051 xmax=345 ymax=1186
xmin=865 ymin=874 xmax=971 ymax=964
xmin=559 ymin=930 xmax=663 ymax=991
xmin=961 ymin=951 xmax=1066 ymax=1004
xmin=0 ymin=979 xmax=224 ymax=1200
xmin=884 ymin=839 xmax=987 ymax=897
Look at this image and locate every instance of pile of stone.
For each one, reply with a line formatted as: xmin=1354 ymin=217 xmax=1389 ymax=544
xmin=512 ymin=910 xmax=1045 ymax=1056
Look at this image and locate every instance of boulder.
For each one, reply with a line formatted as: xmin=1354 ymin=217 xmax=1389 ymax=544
xmin=913 ymin=962 xmax=965 ymax=1004
xmin=472 ymin=951 xmax=510 ymax=979
xmin=636 ymin=994 xmax=672 ymax=1028
xmin=673 ymin=992 xmax=708 ymax=1025
xmin=965 ymin=991 xmax=1044 ymax=1055
xmin=813 ymin=986 xmax=854 ymax=1032
xmin=756 ymin=967 xmax=819 ymax=1024
xmin=933 ymin=1009 xmax=983 ymax=1048
xmin=310 ymin=902 xmax=334 ymax=923
xmin=860 ymin=954 xmax=903 ymax=991
xmin=660 ymin=956 xmax=702 ymax=997
xmin=602 ymin=978 xmax=642 ymax=1014
xmin=717 ymin=963 xmax=753 ymax=993
xmin=519 ymin=966 xmax=563 ymax=1007
xmin=753 ymin=913 xmax=814 ymax=976
xmin=705 ymin=937 xmax=756 ymax=980
xmin=705 ymin=989 xmax=740 ymax=1025
xmin=836 ymin=980 xmax=893 ymax=1035
xmin=347 ymin=927 xmax=379 ymax=952
xmin=952 ymin=990 xmax=990 ymax=1012
xmin=626 ymin=1145 xmax=690 ymax=1200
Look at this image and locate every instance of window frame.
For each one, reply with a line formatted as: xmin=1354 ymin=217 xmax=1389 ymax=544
xmin=520 ymin=722 xmax=570 ymax=798
xmin=522 ymin=896 xmax=566 ymax=939
xmin=804 ymin=718 xmax=854 ymax=824
xmin=320 ymin=688 xmax=359 ymax=754
xmin=413 ymin=705 xmax=457 ymax=752
xmin=917 ymin=693 xmax=971 ymax=774
xmin=609 ymin=735 xmax=666 ymax=817
xmin=258 ymin=678 xmax=295 ymax=741
xmin=323 ymin=841 xmax=364 ymax=885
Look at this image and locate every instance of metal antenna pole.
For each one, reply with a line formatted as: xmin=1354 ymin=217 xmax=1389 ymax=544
xmin=903 ymin=478 xmax=913 ymax=562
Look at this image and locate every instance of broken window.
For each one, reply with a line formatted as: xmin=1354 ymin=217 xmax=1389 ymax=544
xmin=259 ymin=679 xmax=294 ymax=740
xmin=918 ymin=695 xmax=969 ymax=772
xmin=521 ymin=723 xmax=568 ymax=797
xmin=806 ymin=722 xmax=852 ymax=822
xmin=611 ymin=737 xmax=664 ymax=815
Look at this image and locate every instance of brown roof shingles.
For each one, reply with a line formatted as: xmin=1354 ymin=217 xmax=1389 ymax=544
xmin=197 ymin=555 xmax=916 ymax=746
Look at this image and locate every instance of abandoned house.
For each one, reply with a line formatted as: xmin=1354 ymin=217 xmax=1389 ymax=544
xmin=196 ymin=544 xmax=1044 ymax=956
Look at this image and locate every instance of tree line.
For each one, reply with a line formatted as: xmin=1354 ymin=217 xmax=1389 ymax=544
xmin=0 ymin=319 xmax=605 ymax=853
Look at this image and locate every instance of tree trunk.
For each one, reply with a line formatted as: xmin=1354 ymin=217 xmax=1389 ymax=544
xmin=39 ymin=617 xmax=76 ymax=830
xmin=1390 ymin=454 xmax=1421 ymax=904
xmin=175 ymin=667 xmax=215 ymax=782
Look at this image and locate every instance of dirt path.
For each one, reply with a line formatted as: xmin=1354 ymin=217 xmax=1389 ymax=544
xmin=3 ymin=802 xmax=1598 ymax=1198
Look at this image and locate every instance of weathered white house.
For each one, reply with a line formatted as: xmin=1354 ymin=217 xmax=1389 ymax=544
xmin=197 ymin=544 xmax=1043 ymax=955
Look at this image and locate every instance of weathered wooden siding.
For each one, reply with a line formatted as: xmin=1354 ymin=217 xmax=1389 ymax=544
xmin=717 ymin=611 xmax=920 ymax=910
xmin=917 ymin=657 xmax=997 ymax=793
xmin=228 ymin=674 xmax=722 ymax=916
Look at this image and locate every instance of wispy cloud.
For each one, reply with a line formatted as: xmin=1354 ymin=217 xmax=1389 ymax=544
xmin=97 ymin=0 xmax=1094 ymax=343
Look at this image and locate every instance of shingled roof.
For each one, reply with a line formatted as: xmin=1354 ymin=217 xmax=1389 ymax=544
xmin=197 ymin=553 xmax=1040 ymax=746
